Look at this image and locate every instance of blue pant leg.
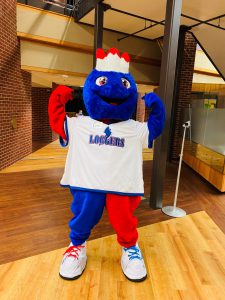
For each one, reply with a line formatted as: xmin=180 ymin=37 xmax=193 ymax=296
xmin=69 ymin=189 xmax=106 ymax=245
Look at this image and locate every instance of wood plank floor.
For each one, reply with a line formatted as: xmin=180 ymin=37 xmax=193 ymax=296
xmin=0 ymin=141 xmax=68 ymax=173
xmin=0 ymin=141 xmax=224 ymax=265
xmin=0 ymin=211 xmax=225 ymax=300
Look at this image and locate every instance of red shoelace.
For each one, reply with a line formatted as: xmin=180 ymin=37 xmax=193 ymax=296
xmin=63 ymin=245 xmax=85 ymax=259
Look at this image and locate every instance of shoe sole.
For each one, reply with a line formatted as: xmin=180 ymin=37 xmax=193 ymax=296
xmin=123 ymin=272 xmax=147 ymax=282
xmin=59 ymin=271 xmax=84 ymax=281
xmin=59 ymin=260 xmax=87 ymax=281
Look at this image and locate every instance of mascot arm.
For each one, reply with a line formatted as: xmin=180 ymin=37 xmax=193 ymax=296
xmin=48 ymin=85 xmax=73 ymax=141
xmin=142 ymin=92 xmax=166 ymax=148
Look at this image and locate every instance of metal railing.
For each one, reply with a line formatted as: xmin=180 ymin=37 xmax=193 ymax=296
xmin=42 ymin=0 xmax=74 ymax=10
xmin=17 ymin=0 xmax=78 ymax=16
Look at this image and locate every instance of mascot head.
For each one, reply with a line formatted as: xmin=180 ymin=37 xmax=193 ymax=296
xmin=83 ymin=48 xmax=138 ymax=121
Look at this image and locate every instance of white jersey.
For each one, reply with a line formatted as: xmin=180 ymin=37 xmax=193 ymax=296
xmin=60 ymin=116 xmax=149 ymax=195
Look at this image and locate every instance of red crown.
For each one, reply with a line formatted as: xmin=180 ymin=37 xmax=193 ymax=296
xmin=96 ymin=48 xmax=130 ymax=73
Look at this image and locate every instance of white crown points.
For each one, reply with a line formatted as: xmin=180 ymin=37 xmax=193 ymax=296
xmin=95 ymin=48 xmax=130 ymax=74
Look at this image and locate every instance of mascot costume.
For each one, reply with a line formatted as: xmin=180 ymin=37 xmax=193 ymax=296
xmin=48 ymin=48 xmax=165 ymax=282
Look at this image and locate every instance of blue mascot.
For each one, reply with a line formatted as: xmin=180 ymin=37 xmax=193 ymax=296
xmin=48 ymin=48 xmax=165 ymax=282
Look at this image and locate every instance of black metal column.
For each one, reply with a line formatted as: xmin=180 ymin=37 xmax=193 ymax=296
xmin=149 ymin=0 xmax=182 ymax=209
xmin=93 ymin=2 xmax=104 ymax=67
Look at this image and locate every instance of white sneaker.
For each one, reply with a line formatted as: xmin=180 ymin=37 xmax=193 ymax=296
xmin=121 ymin=243 xmax=147 ymax=282
xmin=59 ymin=242 xmax=87 ymax=280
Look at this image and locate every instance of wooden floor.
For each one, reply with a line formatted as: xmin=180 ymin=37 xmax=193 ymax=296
xmin=0 ymin=211 xmax=225 ymax=300
xmin=0 ymin=141 xmax=68 ymax=173
xmin=0 ymin=141 xmax=225 ymax=265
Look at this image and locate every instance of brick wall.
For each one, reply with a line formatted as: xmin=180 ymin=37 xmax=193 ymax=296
xmin=171 ymin=32 xmax=196 ymax=160
xmin=136 ymin=93 xmax=146 ymax=122
xmin=32 ymin=87 xmax=56 ymax=141
xmin=0 ymin=0 xmax=32 ymax=170
xmin=136 ymin=93 xmax=154 ymax=122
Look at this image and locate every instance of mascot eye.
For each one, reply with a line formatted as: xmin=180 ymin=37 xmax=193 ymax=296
xmin=121 ymin=78 xmax=131 ymax=89
xmin=96 ymin=76 xmax=108 ymax=86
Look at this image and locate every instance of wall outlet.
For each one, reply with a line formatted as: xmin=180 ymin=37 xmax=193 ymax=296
xmin=11 ymin=117 xmax=17 ymax=129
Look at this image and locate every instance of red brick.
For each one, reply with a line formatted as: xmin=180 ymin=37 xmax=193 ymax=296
xmin=0 ymin=1 xmax=32 ymax=170
xmin=171 ymin=32 xmax=196 ymax=160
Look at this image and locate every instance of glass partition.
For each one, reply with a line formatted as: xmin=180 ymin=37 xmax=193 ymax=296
xmin=204 ymin=109 xmax=225 ymax=155
xmin=184 ymin=108 xmax=225 ymax=155
xmin=183 ymin=107 xmax=225 ymax=174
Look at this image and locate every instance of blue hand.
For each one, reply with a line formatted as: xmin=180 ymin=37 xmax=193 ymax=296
xmin=142 ymin=92 xmax=162 ymax=108
xmin=142 ymin=93 xmax=166 ymax=148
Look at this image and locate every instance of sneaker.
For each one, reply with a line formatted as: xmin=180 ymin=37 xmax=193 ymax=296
xmin=121 ymin=243 xmax=147 ymax=282
xmin=59 ymin=242 xmax=87 ymax=280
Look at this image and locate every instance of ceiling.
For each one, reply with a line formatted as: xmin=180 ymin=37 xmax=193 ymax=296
xmin=192 ymin=25 xmax=225 ymax=80
xmin=79 ymin=0 xmax=225 ymax=40
xmin=79 ymin=0 xmax=225 ymax=79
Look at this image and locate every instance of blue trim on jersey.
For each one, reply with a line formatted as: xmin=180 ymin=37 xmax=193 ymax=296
xmin=60 ymin=184 xmax=144 ymax=196
xmin=59 ymin=117 xmax=69 ymax=147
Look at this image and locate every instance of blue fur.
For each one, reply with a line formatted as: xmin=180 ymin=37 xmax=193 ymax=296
xmin=83 ymin=69 xmax=138 ymax=121
xmin=142 ymin=93 xmax=166 ymax=148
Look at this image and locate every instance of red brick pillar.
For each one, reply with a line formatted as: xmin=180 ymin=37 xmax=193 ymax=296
xmin=0 ymin=1 xmax=32 ymax=170
xmin=136 ymin=93 xmax=145 ymax=122
xmin=32 ymin=88 xmax=56 ymax=142
xmin=170 ymin=30 xmax=196 ymax=160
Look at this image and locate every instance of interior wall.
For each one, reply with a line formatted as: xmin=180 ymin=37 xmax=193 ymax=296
xmin=192 ymin=73 xmax=225 ymax=84
xmin=17 ymin=4 xmax=161 ymax=59
xmin=0 ymin=0 xmax=32 ymax=171
xmin=192 ymin=83 xmax=225 ymax=92
xmin=20 ymin=41 xmax=160 ymax=84
xmin=194 ymin=50 xmax=218 ymax=73
xmin=17 ymin=4 xmax=161 ymax=85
